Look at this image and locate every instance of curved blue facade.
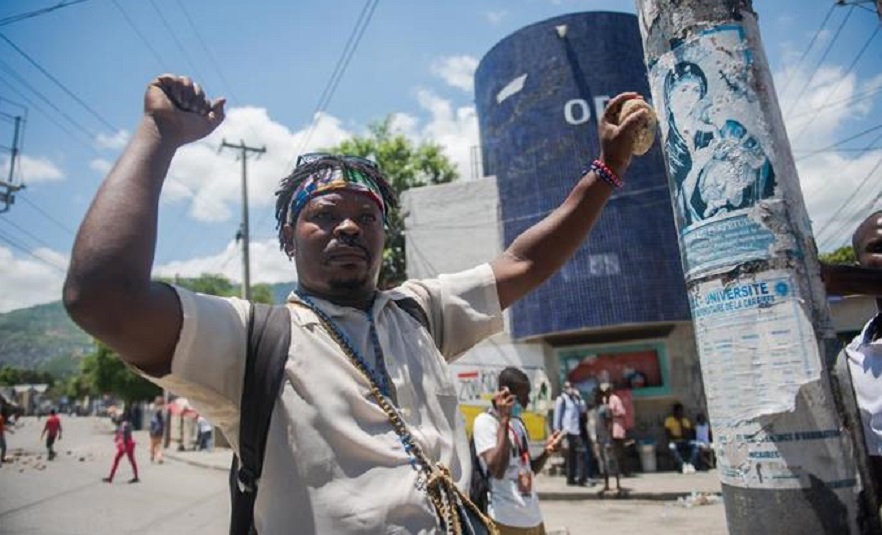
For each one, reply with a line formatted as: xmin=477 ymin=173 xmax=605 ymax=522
xmin=475 ymin=11 xmax=691 ymax=339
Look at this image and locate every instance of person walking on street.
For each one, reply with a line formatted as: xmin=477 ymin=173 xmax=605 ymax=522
xmin=149 ymin=397 xmax=165 ymax=464
xmin=553 ymin=382 xmax=587 ymax=486
xmin=40 ymin=409 xmax=62 ymax=460
xmin=0 ymin=412 xmax=13 ymax=465
xmin=62 ymin=73 xmax=649 ymax=533
xmin=473 ymin=367 xmax=563 ymax=535
xmin=104 ymin=411 xmax=139 ymax=483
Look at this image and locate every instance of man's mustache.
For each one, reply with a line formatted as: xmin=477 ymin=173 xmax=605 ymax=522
xmin=323 ymin=238 xmax=371 ymax=261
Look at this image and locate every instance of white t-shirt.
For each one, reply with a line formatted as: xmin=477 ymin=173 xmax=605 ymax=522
xmin=472 ymin=412 xmax=543 ymax=529
xmin=148 ymin=264 xmax=503 ymax=534
xmin=695 ymin=423 xmax=710 ymax=445
xmin=846 ymin=314 xmax=882 ymax=456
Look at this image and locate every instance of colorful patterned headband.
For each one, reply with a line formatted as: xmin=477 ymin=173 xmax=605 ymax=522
xmin=287 ymin=166 xmax=386 ymax=224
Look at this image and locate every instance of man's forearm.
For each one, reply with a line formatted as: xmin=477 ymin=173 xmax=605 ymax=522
xmin=821 ymin=263 xmax=882 ymax=297
xmin=64 ymin=119 xmax=176 ymax=324
xmin=486 ymin=417 xmax=513 ymax=479
xmin=531 ymin=450 xmax=550 ymax=474
xmin=493 ymin=171 xmax=613 ymax=308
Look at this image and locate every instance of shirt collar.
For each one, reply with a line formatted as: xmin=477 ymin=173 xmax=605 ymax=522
xmin=287 ymin=289 xmax=393 ymax=318
xmin=861 ymin=313 xmax=882 ymax=345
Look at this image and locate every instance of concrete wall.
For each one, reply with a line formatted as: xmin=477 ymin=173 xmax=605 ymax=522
xmin=828 ymin=295 xmax=876 ymax=336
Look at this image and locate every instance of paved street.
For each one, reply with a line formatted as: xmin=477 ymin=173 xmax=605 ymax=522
xmin=0 ymin=417 xmax=726 ymax=534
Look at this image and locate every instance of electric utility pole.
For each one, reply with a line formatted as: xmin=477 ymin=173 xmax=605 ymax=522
xmin=636 ymin=1 xmax=877 ymax=532
xmin=220 ymin=139 xmax=266 ymax=301
xmin=0 ymin=113 xmax=24 ymax=214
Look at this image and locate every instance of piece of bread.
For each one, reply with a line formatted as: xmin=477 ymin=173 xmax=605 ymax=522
xmin=617 ymin=99 xmax=657 ymax=156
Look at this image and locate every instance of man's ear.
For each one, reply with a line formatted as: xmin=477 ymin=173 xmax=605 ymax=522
xmin=282 ymin=224 xmax=296 ymax=258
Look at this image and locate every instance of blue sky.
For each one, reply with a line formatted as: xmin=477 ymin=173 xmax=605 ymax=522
xmin=0 ymin=0 xmax=880 ymax=312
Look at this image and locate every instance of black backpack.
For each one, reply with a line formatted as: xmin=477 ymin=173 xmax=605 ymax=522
xmin=468 ymin=434 xmax=490 ymax=515
xmin=229 ymin=298 xmax=430 ymax=535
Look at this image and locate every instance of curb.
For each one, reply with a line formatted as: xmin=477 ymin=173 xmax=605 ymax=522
xmin=536 ymin=490 xmax=711 ymax=501
xmin=164 ymin=450 xmax=718 ymax=502
xmin=163 ymin=451 xmax=230 ymax=473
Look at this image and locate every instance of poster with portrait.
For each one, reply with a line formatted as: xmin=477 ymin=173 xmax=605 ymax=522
xmin=649 ymin=25 xmax=778 ymax=279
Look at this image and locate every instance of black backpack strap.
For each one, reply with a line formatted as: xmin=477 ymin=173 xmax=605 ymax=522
xmin=229 ymin=303 xmax=291 ymax=535
xmin=392 ymin=295 xmax=430 ymax=332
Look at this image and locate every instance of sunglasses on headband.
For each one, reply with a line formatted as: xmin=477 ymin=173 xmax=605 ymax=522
xmin=295 ymin=152 xmax=380 ymax=170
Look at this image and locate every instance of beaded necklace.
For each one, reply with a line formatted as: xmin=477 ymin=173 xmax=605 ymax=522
xmin=290 ymin=291 xmax=498 ymax=535
xmin=294 ymin=290 xmax=392 ymax=398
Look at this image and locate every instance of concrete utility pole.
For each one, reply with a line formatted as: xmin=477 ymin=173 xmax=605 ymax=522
xmin=0 ymin=114 xmax=24 ymax=214
xmin=220 ymin=139 xmax=266 ymax=301
xmin=636 ymin=1 xmax=877 ymax=532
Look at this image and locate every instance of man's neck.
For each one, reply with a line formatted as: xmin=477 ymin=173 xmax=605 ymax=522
xmin=297 ymin=284 xmax=376 ymax=310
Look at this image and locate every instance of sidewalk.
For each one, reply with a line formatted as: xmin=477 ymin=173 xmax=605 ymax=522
xmin=161 ymin=445 xmax=722 ymax=502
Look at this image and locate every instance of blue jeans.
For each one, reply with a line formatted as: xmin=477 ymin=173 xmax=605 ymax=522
xmin=669 ymin=440 xmax=700 ymax=468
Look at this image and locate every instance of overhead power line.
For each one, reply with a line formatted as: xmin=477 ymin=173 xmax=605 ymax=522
xmin=19 ymin=195 xmax=77 ymax=237
xmin=0 ymin=33 xmax=119 ymax=133
xmin=816 ymin=152 xmax=882 ymax=247
xmin=784 ymin=4 xmax=855 ymax=119
xmin=147 ymin=0 xmax=208 ymax=85
xmin=0 ymin=58 xmax=97 ymax=145
xmin=0 ymin=216 xmax=57 ymax=252
xmin=287 ymin=0 xmax=380 ymax=172
xmin=251 ymin=0 xmax=379 ymax=241
xmin=790 ymin=23 xmax=880 ymax=143
xmin=776 ymin=3 xmax=837 ymax=100
xmin=796 ymin=122 xmax=882 ymax=161
xmin=0 ymin=0 xmax=90 ymax=28
xmin=110 ymin=0 xmax=164 ymax=67
xmin=0 ymin=227 xmax=67 ymax=273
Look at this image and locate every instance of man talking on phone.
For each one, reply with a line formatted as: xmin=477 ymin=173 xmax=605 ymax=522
xmin=472 ymin=367 xmax=563 ymax=535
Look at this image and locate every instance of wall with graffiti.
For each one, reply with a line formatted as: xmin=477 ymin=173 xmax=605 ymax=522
xmin=450 ymin=332 xmax=552 ymax=449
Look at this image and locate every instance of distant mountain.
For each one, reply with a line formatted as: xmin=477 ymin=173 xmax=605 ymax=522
xmin=0 ymin=301 xmax=93 ymax=373
xmin=0 ymin=281 xmax=298 ymax=373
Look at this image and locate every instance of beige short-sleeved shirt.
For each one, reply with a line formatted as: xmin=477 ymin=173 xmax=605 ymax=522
xmin=151 ymin=264 xmax=503 ymax=534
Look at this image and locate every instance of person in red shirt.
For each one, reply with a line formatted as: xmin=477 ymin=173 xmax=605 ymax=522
xmin=40 ymin=409 xmax=62 ymax=460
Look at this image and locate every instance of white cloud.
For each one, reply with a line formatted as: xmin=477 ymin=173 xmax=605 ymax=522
xmin=391 ymin=89 xmax=481 ymax=181
xmin=775 ymin=61 xmax=882 ymax=251
xmin=430 ymin=55 xmax=479 ymax=92
xmin=154 ymin=238 xmax=297 ymax=285
xmin=485 ymin=10 xmax=507 ymax=25
xmin=0 ymin=246 xmax=67 ymax=313
xmin=95 ymin=130 xmax=130 ymax=150
xmin=161 ymin=106 xmax=353 ymax=223
xmin=0 ymin=155 xmax=64 ymax=184
xmin=89 ymin=158 xmax=113 ymax=174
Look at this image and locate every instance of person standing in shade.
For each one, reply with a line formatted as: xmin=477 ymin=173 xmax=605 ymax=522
xmin=553 ymin=382 xmax=587 ymax=486
xmin=104 ymin=410 xmax=139 ymax=483
xmin=594 ymin=383 xmax=625 ymax=494
xmin=40 ymin=409 xmax=62 ymax=460
xmin=473 ymin=367 xmax=563 ymax=535
xmin=196 ymin=415 xmax=213 ymax=451
xmin=694 ymin=412 xmax=714 ymax=469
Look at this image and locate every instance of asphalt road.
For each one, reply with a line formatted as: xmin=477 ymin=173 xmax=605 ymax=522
xmin=0 ymin=417 xmax=726 ymax=534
